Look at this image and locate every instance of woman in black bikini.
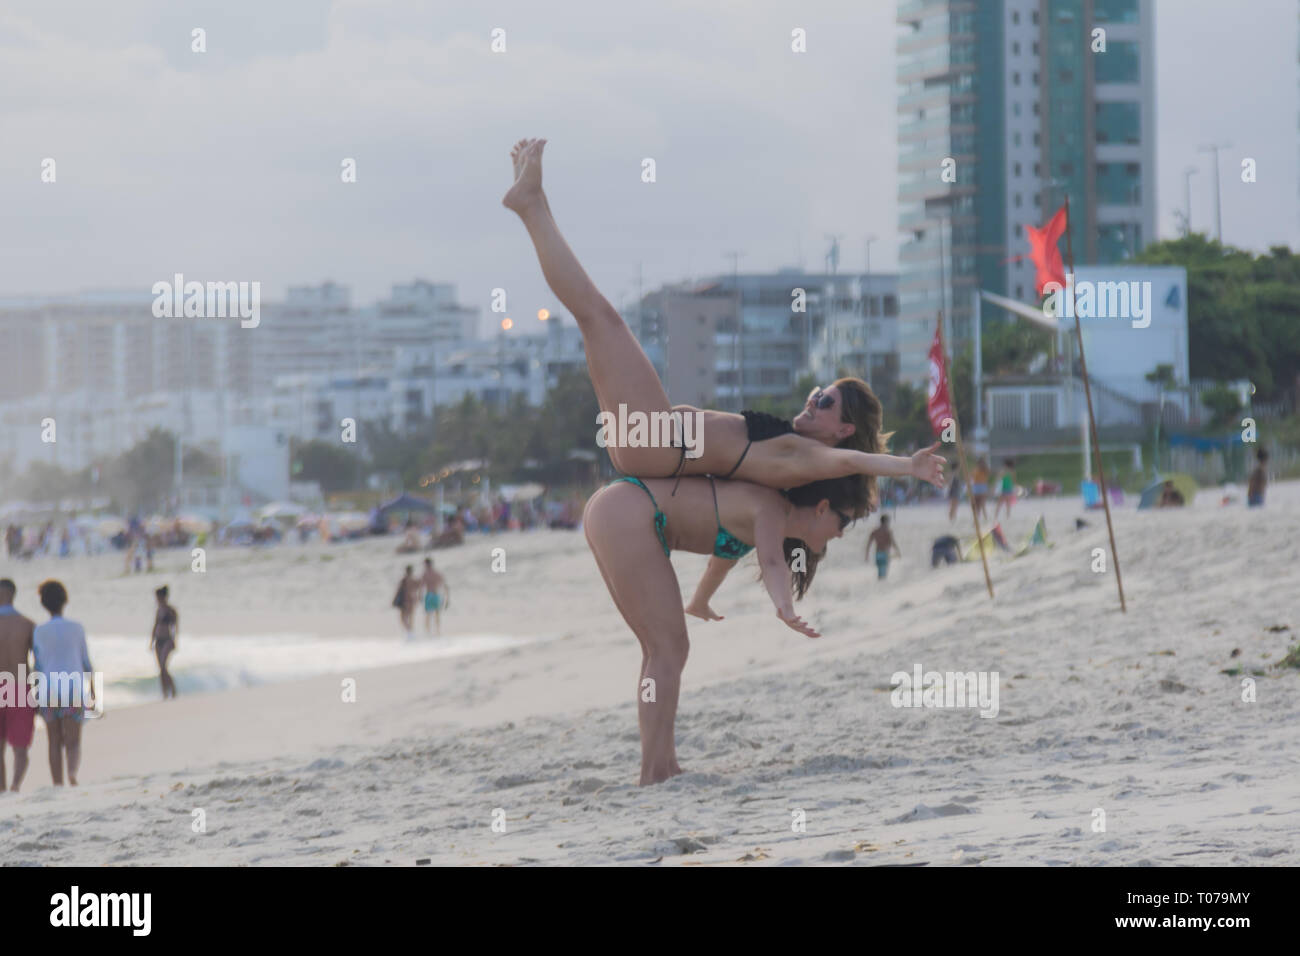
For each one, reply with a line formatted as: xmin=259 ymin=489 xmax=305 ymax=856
xmin=504 ymin=138 xmax=921 ymax=784
xmin=502 ymin=138 xmax=945 ymax=507
xmin=150 ymin=586 xmax=178 ymax=699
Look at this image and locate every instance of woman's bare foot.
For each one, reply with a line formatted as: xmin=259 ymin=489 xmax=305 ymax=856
xmin=502 ymin=137 xmax=547 ymax=214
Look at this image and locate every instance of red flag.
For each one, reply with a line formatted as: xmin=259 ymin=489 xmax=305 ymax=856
xmin=1025 ymin=204 xmax=1068 ymax=295
xmin=926 ymin=323 xmax=952 ymax=438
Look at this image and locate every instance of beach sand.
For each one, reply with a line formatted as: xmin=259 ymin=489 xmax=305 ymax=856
xmin=2 ymin=482 xmax=1297 ymax=866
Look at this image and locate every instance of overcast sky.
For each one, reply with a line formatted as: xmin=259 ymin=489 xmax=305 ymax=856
xmin=2 ymin=0 xmax=1295 ymax=326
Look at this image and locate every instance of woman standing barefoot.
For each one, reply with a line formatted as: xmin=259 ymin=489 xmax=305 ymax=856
xmin=502 ymin=138 xmax=943 ymax=507
xmin=584 ymin=473 xmax=858 ymax=785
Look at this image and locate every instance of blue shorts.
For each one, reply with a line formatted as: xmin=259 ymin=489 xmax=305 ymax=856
xmin=875 ymin=551 xmax=889 ymax=578
xmin=425 ymin=593 xmax=443 ymax=611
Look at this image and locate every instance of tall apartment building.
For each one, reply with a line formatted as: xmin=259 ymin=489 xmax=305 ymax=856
xmin=896 ymin=0 xmax=1156 ymax=384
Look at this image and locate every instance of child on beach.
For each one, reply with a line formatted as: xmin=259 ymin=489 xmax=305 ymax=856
xmin=866 ymin=515 xmax=902 ymax=580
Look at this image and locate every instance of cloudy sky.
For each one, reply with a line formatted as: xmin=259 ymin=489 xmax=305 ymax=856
xmin=2 ymin=0 xmax=1295 ymax=326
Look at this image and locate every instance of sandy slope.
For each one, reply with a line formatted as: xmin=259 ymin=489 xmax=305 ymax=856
xmin=1 ymin=483 xmax=1297 ymax=866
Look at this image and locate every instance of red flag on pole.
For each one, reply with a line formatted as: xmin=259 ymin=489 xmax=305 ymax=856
xmin=926 ymin=323 xmax=952 ymax=438
xmin=1025 ymin=204 xmax=1068 ymax=294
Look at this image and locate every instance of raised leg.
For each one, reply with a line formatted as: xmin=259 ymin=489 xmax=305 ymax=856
xmin=584 ymin=486 xmax=689 ymax=784
xmin=504 ymin=139 xmax=679 ymax=476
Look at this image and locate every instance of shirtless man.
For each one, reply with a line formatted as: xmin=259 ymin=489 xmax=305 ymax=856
xmin=865 ymin=515 xmax=902 ymax=580
xmin=420 ymin=558 xmax=450 ymax=636
xmin=0 ymin=579 xmax=36 ymax=791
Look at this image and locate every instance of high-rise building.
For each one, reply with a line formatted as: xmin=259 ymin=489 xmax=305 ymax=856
xmin=896 ymin=0 xmax=1156 ymax=385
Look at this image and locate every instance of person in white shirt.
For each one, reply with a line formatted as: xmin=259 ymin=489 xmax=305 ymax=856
xmin=32 ymin=580 xmax=94 ymax=786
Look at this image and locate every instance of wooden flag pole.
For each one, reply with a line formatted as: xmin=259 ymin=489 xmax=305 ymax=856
xmin=938 ymin=312 xmax=994 ymax=598
xmin=1062 ymin=195 xmax=1127 ymax=612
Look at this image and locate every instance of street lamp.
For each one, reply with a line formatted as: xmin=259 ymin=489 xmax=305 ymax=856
xmin=1182 ymin=166 xmax=1198 ymax=237
xmin=1197 ymin=142 xmax=1231 ymax=243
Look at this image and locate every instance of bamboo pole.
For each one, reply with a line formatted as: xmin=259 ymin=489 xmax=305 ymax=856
xmin=1062 ymin=195 xmax=1127 ymax=612
xmin=938 ymin=312 xmax=994 ymax=599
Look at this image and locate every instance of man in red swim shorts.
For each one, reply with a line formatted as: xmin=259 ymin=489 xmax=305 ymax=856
xmin=0 ymin=578 xmax=37 ymax=791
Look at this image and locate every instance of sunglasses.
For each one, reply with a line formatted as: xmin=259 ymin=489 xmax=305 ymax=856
xmin=810 ymin=388 xmax=836 ymax=410
xmin=833 ymin=508 xmax=852 ymax=531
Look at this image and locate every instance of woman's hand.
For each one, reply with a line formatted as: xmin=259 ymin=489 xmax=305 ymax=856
xmin=911 ymin=442 xmax=946 ymax=487
xmin=777 ymin=606 xmax=820 ymax=638
xmin=685 ymin=600 xmax=723 ymax=622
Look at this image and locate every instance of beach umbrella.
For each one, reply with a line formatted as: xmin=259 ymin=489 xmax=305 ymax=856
xmin=1138 ymin=473 xmax=1198 ymax=510
xmin=258 ymin=501 xmax=307 ymax=520
xmin=507 ymin=483 xmax=546 ymax=502
xmin=95 ymin=516 xmax=128 ymax=537
xmin=377 ymin=492 xmax=436 ymax=515
xmin=174 ymin=513 xmax=214 ymax=533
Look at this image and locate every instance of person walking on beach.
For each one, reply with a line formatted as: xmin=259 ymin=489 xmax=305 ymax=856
xmin=150 ymin=586 xmax=179 ymax=699
xmin=1247 ymin=448 xmax=1268 ymax=507
xmin=394 ymin=565 xmax=419 ymax=638
xmin=865 ymin=515 xmax=902 ymax=580
xmin=32 ymin=580 xmax=93 ymax=786
xmin=420 ymin=558 xmax=449 ymax=636
xmin=0 ymin=579 xmax=36 ymax=791
xmin=993 ymin=459 xmax=1017 ymax=519
xmin=971 ymin=458 xmax=991 ymax=521
xmin=947 ymin=467 xmax=962 ymax=522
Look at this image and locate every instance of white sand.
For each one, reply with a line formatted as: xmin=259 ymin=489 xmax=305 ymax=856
xmin=2 ymin=482 xmax=1297 ymax=866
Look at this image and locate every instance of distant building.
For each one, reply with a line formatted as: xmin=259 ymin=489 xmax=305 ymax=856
xmin=983 ymin=264 xmax=1190 ymax=446
xmin=632 ymin=271 xmax=899 ymax=412
xmin=896 ymin=0 xmax=1157 ymax=385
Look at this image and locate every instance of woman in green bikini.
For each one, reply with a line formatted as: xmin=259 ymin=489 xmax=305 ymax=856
xmin=504 ymin=136 xmax=940 ymax=784
xmin=585 ymin=471 xmax=861 ymax=785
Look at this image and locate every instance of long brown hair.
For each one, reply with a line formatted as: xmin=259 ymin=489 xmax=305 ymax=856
xmin=778 ymin=475 xmax=866 ymax=600
xmin=831 ymin=376 xmax=890 ymax=515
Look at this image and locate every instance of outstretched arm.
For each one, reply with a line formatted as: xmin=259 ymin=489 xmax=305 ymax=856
xmin=685 ymin=556 xmax=736 ymax=621
xmin=754 ymin=507 xmax=820 ymax=639
xmin=833 ymin=442 xmax=945 ymax=487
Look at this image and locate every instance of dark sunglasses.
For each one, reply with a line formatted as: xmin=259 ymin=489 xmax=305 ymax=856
xmin=810 ymin=388 xmax=836 ymax=410
xmin=833 ymin=508 xmax=852 ymax=531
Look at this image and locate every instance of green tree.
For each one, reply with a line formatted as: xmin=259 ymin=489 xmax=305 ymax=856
xmin=104 ymin=428 xmax=179 ymax=512
xmin=1135 ymin=236 xmax=1300 ymax=401
xmin=292 ymin=439 xmax=363 ymax=493
xmin=1199 ymin=384 xmax=1243 ymax=426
